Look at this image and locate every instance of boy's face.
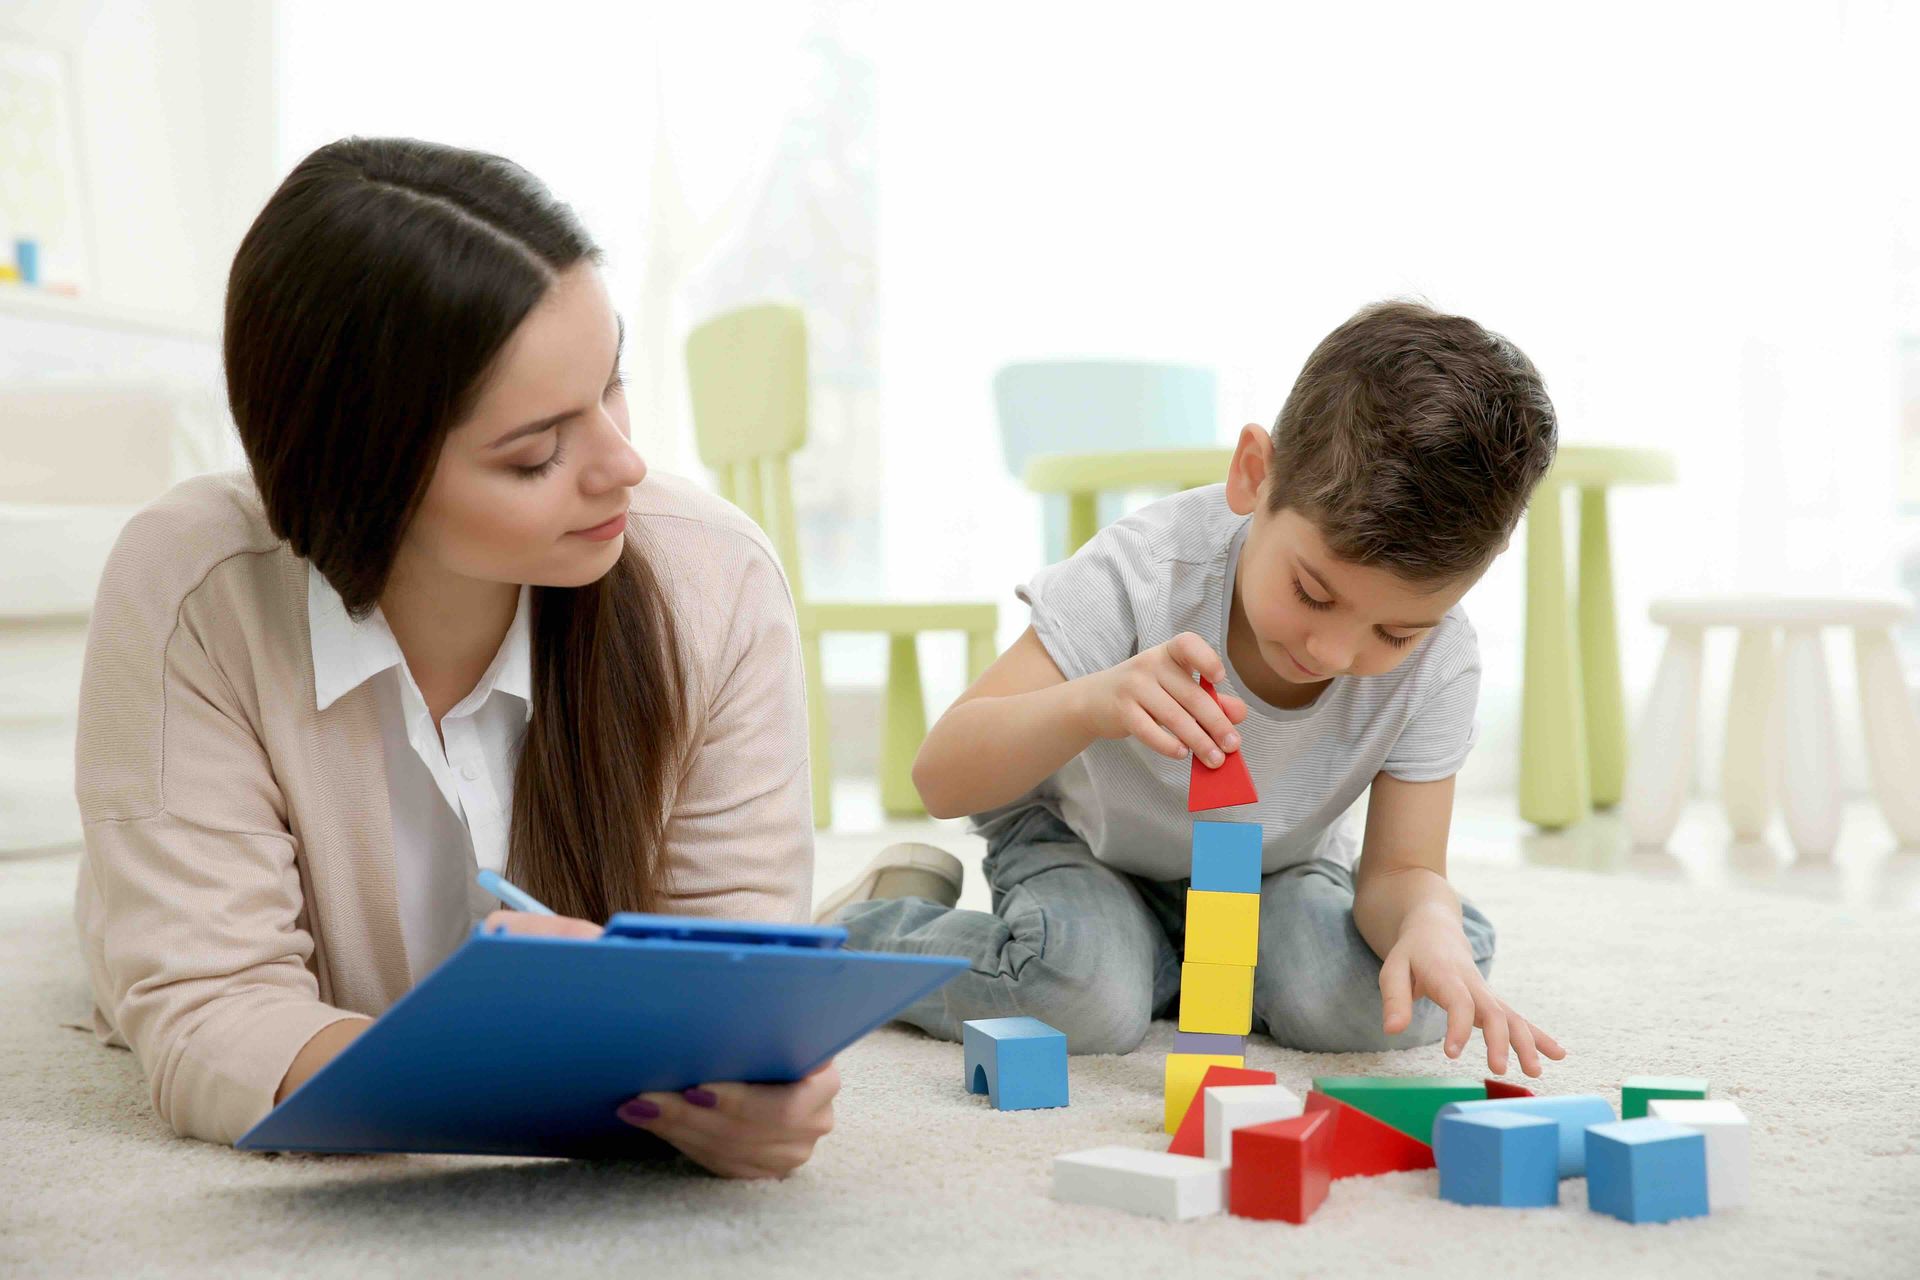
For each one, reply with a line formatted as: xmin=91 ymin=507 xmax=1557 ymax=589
xmin=1223 ymin=424 xmax=1481 ymax=688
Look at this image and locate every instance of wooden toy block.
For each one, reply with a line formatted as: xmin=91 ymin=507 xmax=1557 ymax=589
xmin=1204 ymin=1083 xmax=1305 ymax=1165
xmin=1310 ymin=1076 xmax=1483 ymax=1145
xmin=1190 ymin=821 xmax=1262 ymax=893
xmin=961 ymin=1017 xmax=1068 ymax=1111
xmin=1484 ymin=1078 xmax=1535 ymax=1100
xmin=1435 ymin=1110 xmax=1561 ymax=1208
xmin=1184 ymin=890 xmax=1259 ymax=966
xmin=1179 ymin=962 xmax=1254 ymax=1034
xmin=1164 ymin=1052 xmax=1247 ymax=1133
xmin=1229 ymin=1110 xmax=1335 ymax=1223
xmin=1584 ymin=1118 xmax=1710 ymax=1224
xmin=1188 ymin=679 xmax=1259 ymax=811
xmin=1168 ymin=1064 xmax=1275 ymax=1156
xmin=1647 ymin=1099 xmax=1750 ymax=1209
xmin=1052 ymin=1146 xmax=1226 ymax=1220
xmin=1622 ymin=1075 xmax=1709 ymax=1119
xmin=1431 ymin=1095 xmax=1616 ymax=1178
xmin=1172 ymin=1030 xmax=1246 ymax=1058
xmin=1303 ymin=1090 xmax=1435 ymax=1178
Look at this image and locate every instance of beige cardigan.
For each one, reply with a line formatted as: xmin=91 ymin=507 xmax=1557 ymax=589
xmin=73 ymin=471 xmax=814 ymax=1145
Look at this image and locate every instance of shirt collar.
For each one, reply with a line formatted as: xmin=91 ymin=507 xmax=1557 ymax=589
xmin=307 ymin=562 xmax=533 ymax=721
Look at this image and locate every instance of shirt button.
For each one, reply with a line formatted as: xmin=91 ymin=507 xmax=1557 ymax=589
xmin=460 ymin=763 xmax=479 ymax=781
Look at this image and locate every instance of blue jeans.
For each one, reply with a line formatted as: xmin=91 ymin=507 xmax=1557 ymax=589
xmin=836 ymin=807 xmax=1496 ymax=1054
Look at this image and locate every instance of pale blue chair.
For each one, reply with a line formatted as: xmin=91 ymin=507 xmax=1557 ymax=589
xmin=992 ymin=361 xmax=1220 ymax=560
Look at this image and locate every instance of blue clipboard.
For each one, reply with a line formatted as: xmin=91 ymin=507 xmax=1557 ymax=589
xmin=238 ymin=913 xmax=966 ymax=1158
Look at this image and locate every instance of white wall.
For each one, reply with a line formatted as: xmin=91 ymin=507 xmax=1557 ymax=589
xmin=873 ymin=0 xmax=1916 ymax=795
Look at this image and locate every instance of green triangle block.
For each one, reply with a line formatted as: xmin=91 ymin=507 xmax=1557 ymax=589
xmin=1621 ymin=1075 xmax=1708 ymax=1119
xmin=1311 ymin=1076 xmax=1486 ymax=1144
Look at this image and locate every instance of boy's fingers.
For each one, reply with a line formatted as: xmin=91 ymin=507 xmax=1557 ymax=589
xmin=1126 ymin=706 xmax=1187 ymax=759
xmin=1529 ymin=1023 xmax=1568 ymax=1060
xmin=1378 ymin=952 xmax=1414 ymax=1034
xmin=1441 ymin=980 xmax=1474 ymax=1057
xmin=1166 ymin=632 xmax=1226 ymax=684
xmin=1509 ymin=1014 xmax=1543 ymax=1077
xmin=1481 ymin=996 xmax=1511 ymax=1075
xmin=1163 ymin=671 xmax=1239 ymax=756
xmin=1140 ymin=686 xmax=1221 ymax=765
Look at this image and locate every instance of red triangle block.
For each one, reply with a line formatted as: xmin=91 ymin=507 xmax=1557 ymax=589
xmin=1229 ymin=1109 xmax=1336 ymax=1223
xmin=1167 ymin=1064 xmax=1277 ymax=1157
xmin=1303 ymin=1090 xmax=1436 ymax=1178
xmin=1187 ymin=677 xmax=1258 ymax=811
xmin=1484 ymin=1077 xmax=1535 ymax=1100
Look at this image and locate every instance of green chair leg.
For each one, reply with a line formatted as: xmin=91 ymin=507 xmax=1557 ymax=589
xmin=1065 ymin=491 xmax=1099 ymax=556
xmin=1520 ymin=485 xmax=1591 ymax=828
xmin=967 ymin=628 xmax=997 ymax=683
xmin=881 ymin=633 xmax=928 ymax=816
xmin=802 ymin=631 xmax=832 ymax=829
xmin=1578 ymin=487 xmax=1626 ymax=808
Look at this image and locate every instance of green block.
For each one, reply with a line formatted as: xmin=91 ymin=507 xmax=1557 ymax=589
xmin=1621 ymin=1076 xmax=1709 ymax=1119
xmin=1311 ymin=1076 xmax=1485 ymax=1144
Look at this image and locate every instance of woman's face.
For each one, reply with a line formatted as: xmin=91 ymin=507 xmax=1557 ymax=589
xmin=400 ymin=263 xmax=644 ymax=591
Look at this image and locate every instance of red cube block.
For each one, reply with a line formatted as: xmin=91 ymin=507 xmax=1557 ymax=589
xmin=1484 ymin=1077 xmax=1536 ymax=1100
xmin=1229 ymin=1108 xmax=1335 ymax=1223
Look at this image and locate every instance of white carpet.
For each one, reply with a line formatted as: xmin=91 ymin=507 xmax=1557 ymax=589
xmin=4 ymin=844 xmax=1918 ymax=1279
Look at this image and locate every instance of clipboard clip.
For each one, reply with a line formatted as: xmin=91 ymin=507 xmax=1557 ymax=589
xmin=601 ymin=912 xmax=848 ymax=951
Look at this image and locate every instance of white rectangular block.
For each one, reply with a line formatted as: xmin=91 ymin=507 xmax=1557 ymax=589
xmin=1648 ymin=1098 xmax=1750 ymax=1209
xmin=1051 ymin=1146 xmax=1226 ymax=1221
xmin=1204 ymin=1083 xmax=1304 ymax=1166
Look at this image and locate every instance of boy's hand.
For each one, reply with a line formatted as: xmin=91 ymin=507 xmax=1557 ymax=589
xmin=1378 ymin=904 xmax=1567 ymax=1077
xmin=1077 ymin=632 xmax=1249 ymax=767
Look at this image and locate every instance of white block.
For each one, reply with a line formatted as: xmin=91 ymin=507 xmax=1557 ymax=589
xmin=1648 ymin=1098 xmax=1750 ymax=1209
xmin=1203 ymin=1083 xmax=1304 ymax=1166
xmin=1051 ymin=1146 xmax=1225 ymax=1220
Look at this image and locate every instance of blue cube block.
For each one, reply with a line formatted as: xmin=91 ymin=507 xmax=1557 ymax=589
xmin=1432 ymin=1094 xmax=1616 ymax=1178
xmin=1585 ymin=1118 xmax=1710 ymax=1224
xmin=962 ymin=1017 xmax=1068 ymax=1110
xmin=1190 ymin=821 xmax=1262 ymax=893
xmin=1436 ymin=1110 xmax=1560 ymax=1208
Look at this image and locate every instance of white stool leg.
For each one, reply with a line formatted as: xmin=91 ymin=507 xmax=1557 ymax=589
xmin=1624 ymin=624 xmax=1705 ymax=847
xmin=1721 ymin=625 xmax=1777 ymax=841
xmin=1854 ymin=625 xmax=1920 ymax=846
xmin=1780 ymin=625 xmax=1842 ymax=858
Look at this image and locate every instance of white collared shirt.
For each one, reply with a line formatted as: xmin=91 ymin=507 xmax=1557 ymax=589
xmin=307 ymin=563 xmax=532 ymax=980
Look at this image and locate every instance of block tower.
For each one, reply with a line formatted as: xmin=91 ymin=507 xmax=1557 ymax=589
xmin=1163 ymin=677 xmax=1262 ymax=1132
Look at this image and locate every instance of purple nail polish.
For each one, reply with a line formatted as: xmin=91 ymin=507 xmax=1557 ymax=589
xmin=619 ymin=1099 xmax=661 ymax=1123
xmin=683 ymin=1087 xmax=718 ymax=1109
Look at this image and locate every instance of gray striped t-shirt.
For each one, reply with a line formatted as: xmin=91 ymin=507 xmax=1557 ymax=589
xmin=972 ymin=484 xmax=1480 ymax=881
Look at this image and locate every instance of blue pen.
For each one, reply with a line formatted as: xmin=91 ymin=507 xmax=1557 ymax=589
xmin=477 ymin=869 xmax=556 ymax=916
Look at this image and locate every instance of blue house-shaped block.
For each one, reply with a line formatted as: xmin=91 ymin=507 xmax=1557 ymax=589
xmin=962 ymin=1017 xmax=1069 ymax=1111
xmin=1436 ymin=1110 xmax=1560 ymax=1207
xmin=1585 ymin=1118 xmax=1710 ymax=1224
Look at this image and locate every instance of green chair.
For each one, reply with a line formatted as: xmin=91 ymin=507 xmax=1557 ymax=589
xmin=1022 ymin=447 xmax=1235 ymax=557
xmin=685 ymin=303 xmax=998 ymax=828
xmin=1520 ymin=446 xmax=1676 ymax=829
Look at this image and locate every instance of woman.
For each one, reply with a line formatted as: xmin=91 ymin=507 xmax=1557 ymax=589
xmin=72 ymin=137 xmax=836 ymax=1178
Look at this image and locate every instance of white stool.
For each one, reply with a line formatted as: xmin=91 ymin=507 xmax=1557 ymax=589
xmin=1623 ymin=595 xmax=1920 ymax=856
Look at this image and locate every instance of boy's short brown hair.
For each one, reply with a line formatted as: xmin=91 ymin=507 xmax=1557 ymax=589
xmin=1267 ymin=300 xmax=1557 ymax=582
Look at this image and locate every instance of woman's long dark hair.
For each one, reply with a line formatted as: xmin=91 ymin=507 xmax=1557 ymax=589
xmin=226 ymin=136 xmax=685 ymax=920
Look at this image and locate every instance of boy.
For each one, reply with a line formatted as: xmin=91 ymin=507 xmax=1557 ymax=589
xmin=816 ymin=301 xmax=1566 ymax=1078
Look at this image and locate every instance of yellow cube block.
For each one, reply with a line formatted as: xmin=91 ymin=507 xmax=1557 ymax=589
xmin=1163 ymin=1051 xmax=1245 ymax=1133
xmin=1184 ymin=890 xmax=1259 ymax=966
xmin=1179 ymin=961 xmax=1254 ymax=1035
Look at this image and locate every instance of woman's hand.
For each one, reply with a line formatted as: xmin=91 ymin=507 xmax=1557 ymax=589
xmin=1379 ymin=905 xmax=1567 ymax=1077
xmin=482 ymin=909 xmax=603 ymax=940
xmin=616 ymin=1060 xmax=840 ymax=1179
xmin=1076 ymin=631 xmax=1248 ymax=767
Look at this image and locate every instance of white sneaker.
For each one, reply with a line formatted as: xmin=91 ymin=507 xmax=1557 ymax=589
xmin=812 ymin=842 xmax=964 ymax=924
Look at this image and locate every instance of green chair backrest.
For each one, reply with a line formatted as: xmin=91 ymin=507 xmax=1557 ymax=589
xmin=685 ymin=303 xmax=809 ymax=594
